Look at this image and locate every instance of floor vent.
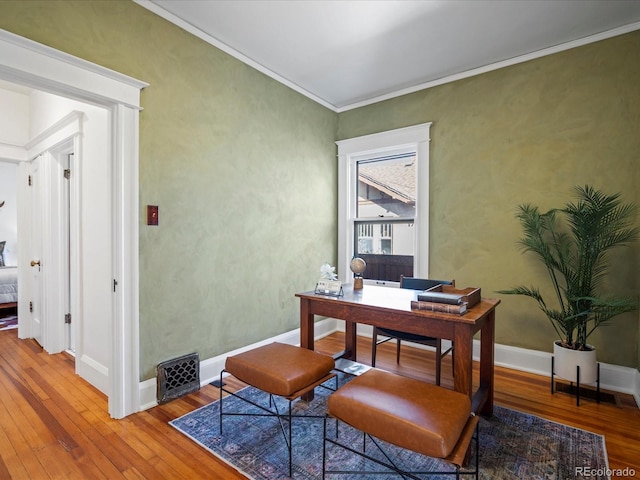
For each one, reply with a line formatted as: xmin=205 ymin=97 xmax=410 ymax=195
xmin=157 ymin=352 xmax=200 ymax=404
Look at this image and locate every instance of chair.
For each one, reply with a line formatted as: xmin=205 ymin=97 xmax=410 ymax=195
xmin=371 ymin=276 xmax=454 ymax=385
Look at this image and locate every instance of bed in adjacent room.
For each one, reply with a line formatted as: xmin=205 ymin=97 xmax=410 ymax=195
xmin=0 ymin=265 xmax=18 ymax=310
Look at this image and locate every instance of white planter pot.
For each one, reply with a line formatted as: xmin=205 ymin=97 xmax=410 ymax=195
xmin=553 ymin=341 xmax=598 ymax=384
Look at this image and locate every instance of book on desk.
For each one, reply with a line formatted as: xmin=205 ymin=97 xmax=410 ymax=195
xmin=411 ymin=299 xmax=468 ymax=314
xmin=410 ymin=285 xmax=481 ymax=315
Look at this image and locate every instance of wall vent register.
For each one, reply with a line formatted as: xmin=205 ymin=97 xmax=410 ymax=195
xmin=156 ymin=352 xmax=200 ymax=404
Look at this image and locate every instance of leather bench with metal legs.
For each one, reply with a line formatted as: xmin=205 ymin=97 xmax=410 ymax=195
xmin=323 ymin=369 xmax=479 ymax=479
xmin=220 ymin=342 xmax=337 ymax=476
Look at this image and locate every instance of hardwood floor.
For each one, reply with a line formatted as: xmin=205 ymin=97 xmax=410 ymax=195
xmin=0 ymin=328 xmax=639 ymax=479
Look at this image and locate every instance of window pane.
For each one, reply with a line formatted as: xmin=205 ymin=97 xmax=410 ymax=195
xmin=357 ymin=154 xmax=416 ymax=219
xmin=338 ymin=123 xmax=430 ymax=284
xmin=355 ymin=220 xmax=415 ymax=282
xmin=356 ymin=154 xmax=416 ymax=282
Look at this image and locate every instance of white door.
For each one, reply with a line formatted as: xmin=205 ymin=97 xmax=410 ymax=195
xmin=43 ymin=141 xmax=74 ymax=354
xmin=25 ymin=143 xmax=74 ymax=354
xmin=63 ymin=152 xmax=74 ymax=353
xmin=29 ymin=155 xmax=44 ymax=347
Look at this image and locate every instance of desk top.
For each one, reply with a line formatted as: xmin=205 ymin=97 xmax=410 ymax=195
xmin=296 ymin=284 xmax=500 ymax=324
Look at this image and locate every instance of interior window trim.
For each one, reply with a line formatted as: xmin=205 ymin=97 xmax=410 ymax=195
xmin=336 ymin=123 xmax=432 ymax=285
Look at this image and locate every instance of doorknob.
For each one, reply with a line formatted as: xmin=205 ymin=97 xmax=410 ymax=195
xmin=30 ymin=260 xmax=41 ymax=267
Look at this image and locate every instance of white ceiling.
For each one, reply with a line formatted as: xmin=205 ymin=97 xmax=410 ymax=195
xmin=144 ymin=1 xmax=640 ymax=111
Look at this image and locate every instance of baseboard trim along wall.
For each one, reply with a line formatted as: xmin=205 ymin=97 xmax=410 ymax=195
xmin=77 ymin=353 xmax=109 ymax=396
xmin=138 ymin=318 xmax=337 ymax=411
xmin=139 ymin=318 xmax=640 ymax=411
xmin=635 ymin=368 xmax=640 ymax=409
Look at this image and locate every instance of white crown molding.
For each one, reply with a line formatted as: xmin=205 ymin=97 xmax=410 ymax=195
xmin=0 ymin=142 xmax=27 ymax=162
xmin=337 ymin=21 xmax=640 ymax=112
xmin=1 ymin=112 xmax=83 ymax=161
xmin=131 ymin=2 xmax=640 ymax=113
xmin=26 ymin=110 xmax=84 ymax=157
xmin=133 ymin=0 xmax=337 ymax=112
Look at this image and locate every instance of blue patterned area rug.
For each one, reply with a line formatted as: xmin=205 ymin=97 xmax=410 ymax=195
xmin=169 ymin=376 xmax=609 ymax=479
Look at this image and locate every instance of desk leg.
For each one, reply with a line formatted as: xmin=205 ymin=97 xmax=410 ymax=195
xmin=299 ymin=298 xmax=314 ymax=351
xmin=478 ymin=310 xmax=495 ymax=416
xmin=453 ymin=326 xmax=473 ymax=399
xmin=344 ymin=321 xmax=357 ymax=361
xmin=299 ymin=298 xmax=315 ymax=401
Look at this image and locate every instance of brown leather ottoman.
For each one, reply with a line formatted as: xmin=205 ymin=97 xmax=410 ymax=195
xmin=224 ymin=342 xmax=335 ymax=398
xmin=324 ymin=368 xmax=479 ymax=478
xmin=220 ymin=342 xmax=336 ymax=476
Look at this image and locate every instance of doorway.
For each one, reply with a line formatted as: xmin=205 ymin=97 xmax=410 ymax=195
xmin=0 ymin=28 xmax=146 ymax=418
xmin=0 ymin=160 xmax=18 ymax=331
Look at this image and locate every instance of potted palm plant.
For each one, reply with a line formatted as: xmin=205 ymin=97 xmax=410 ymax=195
xmin=498 ymin=185 xmax=638 ymax=383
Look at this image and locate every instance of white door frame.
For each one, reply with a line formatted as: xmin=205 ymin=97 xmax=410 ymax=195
xmin=0 ymin=29 xmax=147 ymax=418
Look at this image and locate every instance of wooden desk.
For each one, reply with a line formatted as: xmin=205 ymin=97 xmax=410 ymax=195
xmin=296 ymin=284 xmax=500 ymax=416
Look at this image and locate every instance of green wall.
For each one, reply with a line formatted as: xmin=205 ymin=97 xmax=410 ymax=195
xmin=0 ymin=0 xmax=338 ymax=380
xmin=339 ymin=31 xmax=640 ymax=368
xmin=1 ymin=1 xmax=638 ymax=374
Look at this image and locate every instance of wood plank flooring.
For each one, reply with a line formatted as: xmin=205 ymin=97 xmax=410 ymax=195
xmin=0 ymin=328 xmax=639 ymax=479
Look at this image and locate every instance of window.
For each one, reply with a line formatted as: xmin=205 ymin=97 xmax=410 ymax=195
xmin=337 ymin=123 xmax=431 ymax=285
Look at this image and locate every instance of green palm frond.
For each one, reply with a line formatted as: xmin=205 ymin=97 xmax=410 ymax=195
xmin=498 ymin=185 xmax=638 ymax=349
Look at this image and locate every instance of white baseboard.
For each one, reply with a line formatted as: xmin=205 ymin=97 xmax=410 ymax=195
xmin=486 ymin=341 xmax=639 ymax=397
xmin=352 ymin=322 xmax=640 ymax=401
xmin=139 ymin=317 xmax=339 ymax=411
xmin=139 ymin=318 xmax=640 ymax=411
xmin=77 ymin=353 xmax=109 ymax=396
xmin=635 ymin=368 xmax=640 ymax=408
